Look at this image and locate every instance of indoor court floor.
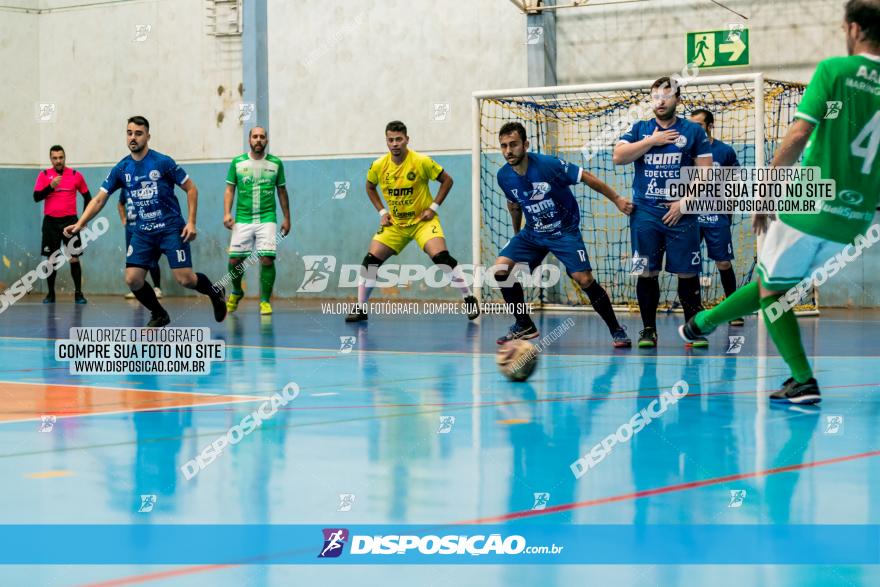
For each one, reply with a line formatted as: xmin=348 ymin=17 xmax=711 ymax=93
xmin=0 ymin=296 xmax=877 ymax=586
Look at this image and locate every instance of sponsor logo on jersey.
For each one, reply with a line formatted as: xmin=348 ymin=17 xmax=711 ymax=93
xmin=674 ymin=135 xmax=688 ymax=148
xmin=406 ymin=171 xmax=417 ymax=181
xmin=838 ymin=189 xmax=864 ymax=205
xmin=824 ymin=101 xmax=843 ymax=119
xmin=528 ymin=182 xmax=550 ymax=200
xmin=131 ymin=181 xmax=158 ymax=200
xmin=386 ymin=187 xmax=414 ymax=197
xmin=644 ymin=153 xmax=683 ymax=165
xmin=148 ymin=169 xmax=161 ymax=180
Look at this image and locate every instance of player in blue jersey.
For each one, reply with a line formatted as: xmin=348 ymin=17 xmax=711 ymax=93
xmin=613 ymin=77 xmax=714 ymax=348
xmin=494 ymin=122 xmax=634 ymax=347
xmin=64 ymin=116 xmax=227 ymax=327
xmin=689 ymin=108 xmax=745 ymax=326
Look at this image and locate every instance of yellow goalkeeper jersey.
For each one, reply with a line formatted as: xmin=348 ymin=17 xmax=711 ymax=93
xmin=366 ymin=149 xmax=443 ymax=227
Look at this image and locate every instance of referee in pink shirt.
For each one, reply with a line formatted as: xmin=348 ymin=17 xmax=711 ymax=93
xmin=33 ymin=145 xmax=92 ymax=304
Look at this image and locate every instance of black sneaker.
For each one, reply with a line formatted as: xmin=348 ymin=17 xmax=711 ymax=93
xmin=346 ymin=306 xmax=368 ymax=322
xmin=74 ymin=292 xmax=87 ymax=304
xmin=496 ymin=322 xmax=539 ymax=345
xmin=678 ymin=316 xmax=711 ymax=346
xmin=638 ymin=327 xmax=657 ymax=348
xmin=209 ymin=285 xmax=227 ymax=322
xmin=770 ymin=377 xmax=821 ymax=405
xmin=611 ymin=327 xmax=632 ymax=348
xmin=43 ymin=293 xmax=55 ymax=304
xmin=463 ymin=295 xmax=481 ymax=320
xmin=147 ymin=312 xmax=171 ymax=327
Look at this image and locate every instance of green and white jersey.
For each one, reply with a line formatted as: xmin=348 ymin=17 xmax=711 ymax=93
xmin=780 ymin=54 xmax=880 ymax=244
xmin=226 ymin=153 xmax=286 ymax=224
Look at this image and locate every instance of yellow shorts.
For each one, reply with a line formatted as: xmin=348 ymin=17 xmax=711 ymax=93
xmin=372 ymin=216 xmax=445 ymax=253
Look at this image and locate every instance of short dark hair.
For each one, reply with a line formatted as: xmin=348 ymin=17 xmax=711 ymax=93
xmin=385 ymin=120 xmax=407 ymax=135
xmin=690 ymin=108 xmax=714 ymax=126
xmin=499 ymin=121 xmax=527 ymax=143
xmin=846 ymin=0 xmax=880 ymax=44
xmin=49 ymin=144 xmax=64 ymax=154
xmin=127 ymin=115 xmax=150 ymax=130
xmin=651 ymin=76 xmax=681 ymax=97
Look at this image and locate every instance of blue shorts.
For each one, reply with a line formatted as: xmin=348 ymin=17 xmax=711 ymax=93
xmin=125 ymin=228 xmax=159 ymax=269
xmin=126 ymin=227 xmax=191 ymax=269
xmin=699 ymin=223 xmax=734 ymax=262
xmin=630 ymin=207 xmax=701 ymax=274
xmin=499 ymin=226 xmax=591 ymax=274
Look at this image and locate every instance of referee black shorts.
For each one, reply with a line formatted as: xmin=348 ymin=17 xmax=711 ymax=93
xmin=41 ymin=215 xmax=81 ymax=257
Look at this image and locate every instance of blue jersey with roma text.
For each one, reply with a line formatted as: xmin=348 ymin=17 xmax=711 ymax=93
xmin=102 ymin=149 xmax=189 ymax=234
xmin=619 ymin=117 xmax=712 ymax=216
xmin=496 ymin=152 xmax=582 ymax=235
xmin=698 ymin=137 xmax=740 ymax=227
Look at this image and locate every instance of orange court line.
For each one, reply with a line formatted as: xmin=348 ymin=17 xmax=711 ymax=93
xmin=0 ymin=381 xmax=262 ymax=424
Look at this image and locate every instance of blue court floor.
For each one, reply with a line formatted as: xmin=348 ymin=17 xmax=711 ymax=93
xmin=0 ymin=295 xmax=878 ymax=586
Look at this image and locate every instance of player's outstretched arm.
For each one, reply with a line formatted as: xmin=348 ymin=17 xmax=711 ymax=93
xmin=116 ymin=201 xmax=126 ymax=226
xmin=223 ymin=183 xmax=236 ymax=229
xmin=612 ymin=128 xmax=678 ymax=165
xmin=277 ymin=186 xmax=291 ymax=236
xmin=366 ymin=181 xmax=392 ymax=227
xmin=507 ymin=201 xmax=523 ymax=235
xmin=581 ymin=170 xmax=632 ymax=215
xmin=180 ymin=178 xmax=199 ymax=242
xmin=64 ymin=189 xmax=110 ymax=236
xmin=771 ymin=118 xmax=814 ymax=168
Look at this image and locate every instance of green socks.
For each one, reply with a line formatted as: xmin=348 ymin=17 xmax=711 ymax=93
xmin=694 ymin=281 xmax=761 ymax=332
xmin=759 ymin=295 xmax=813 ymax=383
xmin=228 ymin=260 xmax=244 ymax=295
xmin=694 ymin=280 xmax=813 ymax=382
xmin=260 ymin=263 xmax=276 ymax=302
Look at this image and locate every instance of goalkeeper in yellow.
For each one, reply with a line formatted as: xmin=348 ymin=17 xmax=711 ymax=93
xmin=345 ymin=120 xmax=479 ymax=322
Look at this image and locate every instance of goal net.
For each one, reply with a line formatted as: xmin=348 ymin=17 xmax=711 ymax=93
xmin=473 ymin=74 xmax=816 ymax=313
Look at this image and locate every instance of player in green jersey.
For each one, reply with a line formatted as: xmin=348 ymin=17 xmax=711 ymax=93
xmin=224 ymin=127 xmax=291 ymax=316
xmin=680 ymin=0 xmax=880 ymax=404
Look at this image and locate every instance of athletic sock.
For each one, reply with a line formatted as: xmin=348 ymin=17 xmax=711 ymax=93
xmin=149 ymin=264 xmax=161 ymax=289
xmin=70 ymin=262 xmax=82 ymax=293
xmin=760 ymin=294 xmax=813 ymax=383
xmin=695 ymin=281 xmax=760 ymax=332
xmin=636 ymin=276 xmax=660 ymax=329
xmin=500 ymin=281 xmax=534 ymax=328
xmin=132 ymin=281 xmax=165 ymax=314
xmin=677 ymin=275 xmax=703 ymax=323
xmin=260 ymin=263 xmax=276 ymax=302
xmin=719 ymin=267 xmax=737 ymax=297
xmin=192 ymin=273 xmax=220 ymax=298
xmin=448 ymin=266 xmax=472 ymax=298
xmin=583 ymin=280 xmax=620 ymax=333
xmin=47 ymin=270 xmax=57 ymax=295
xmin=228 ymin=260 xmax=244 ymax=295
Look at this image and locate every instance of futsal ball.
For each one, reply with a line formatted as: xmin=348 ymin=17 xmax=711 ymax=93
xmin=496 ymin=340 xmax=539 ymax=382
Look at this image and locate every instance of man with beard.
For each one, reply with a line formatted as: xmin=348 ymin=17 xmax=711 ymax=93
xmin=613 ymin=77 xmax=714 ymax=348
xmin=223 ymin=127 xmax=291 ymax=316
xmin=64 ymin=116 xmax=227 ymax=327
xmin=494 ymin=121 xmax=633 ymax=346
xmin=33 ymin=145 xmax=92 ymax=304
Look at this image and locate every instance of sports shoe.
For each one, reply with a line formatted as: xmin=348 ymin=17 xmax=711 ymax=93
xmin=611 ymin=327 xmax=632 ymax=348
xmin=43 ymin=293 xmax=55 ymax=304
xmin=345 ymin=306 xmax=368 ymax=322
xmin=729 ymin=317 xmax=745 ymax=327
xmin=496 ymin=322 xmax=539 ymax=345
xmin=770 ymin=377 xmax=821 ymax=405
xmin=226 ymin=292 xmax=244 ymax=312
xmin=463 ymin=295 xmax=481 ymax=320
xmin=638 ymin=327 xmax=657 ymax=348
xmin=146 ymin=312 xmax=171 ymax=327
xmin=74 ymin=292 xmax=87 ymax=304
xmin=209 ymin=286 xmax=228 ymax=322
xmin=124 ymin=291 xmax=136 ymax=299
xmin=678 ymin=316 xmax=712 ymax=347
xmin=153 ymin=287 xmax=163 ymax=299
xmin=260 ymin=301 xmax=272 ymax=315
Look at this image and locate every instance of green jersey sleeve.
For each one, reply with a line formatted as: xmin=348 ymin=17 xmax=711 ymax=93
xmin=226 ymin=159 xmax=238 ymax=185
xmin=795 ymin=59 xmax=831 ymax=125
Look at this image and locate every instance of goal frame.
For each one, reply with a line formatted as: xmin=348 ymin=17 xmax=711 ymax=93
xmin=471 ymin=73 xmax=819 ymax=315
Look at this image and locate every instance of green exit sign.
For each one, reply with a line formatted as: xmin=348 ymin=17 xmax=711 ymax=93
xmin=687 ymin=28 xmax=749 ymax=68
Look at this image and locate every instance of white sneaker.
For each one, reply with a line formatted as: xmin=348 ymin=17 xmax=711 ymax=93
xmin=124 ymin=291 xmax=136 ymax=299
xmin=154 ymin=287 xmax=163 ymax=299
